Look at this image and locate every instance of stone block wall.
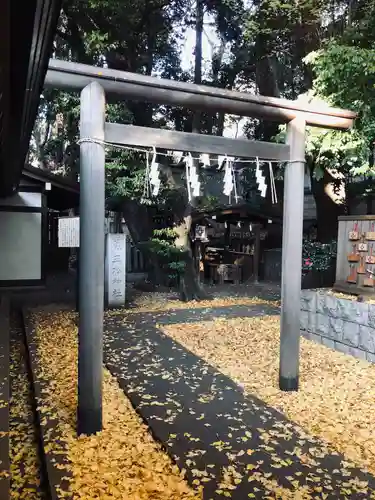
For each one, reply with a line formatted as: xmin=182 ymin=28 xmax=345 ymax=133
xmin=300 ymin=290 xmax=375 ymax=363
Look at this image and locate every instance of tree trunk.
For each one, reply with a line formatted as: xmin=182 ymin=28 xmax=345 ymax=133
xmin=255 ymin=45 xmax=281 ymax=210
xmin=192 ymin=0 xmax=204 ymax=134
xmin=173 ymin=0 xmax=208 ymax=302
xmin=310 ymin=169 xmax=346 ymax=243
xmin=174 ymin=206 xmax=208 ymax=301
xmin=255 ymin=52 xmax=280 ymax=142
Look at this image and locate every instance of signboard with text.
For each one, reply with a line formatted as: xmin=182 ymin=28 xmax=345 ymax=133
xmin=105 ymin=233 xmax=126 ymax=307
xmin=58 ymin=217 xmax=112 ymax=248
xmin=58 ymin=217 xmax=80 ymax=248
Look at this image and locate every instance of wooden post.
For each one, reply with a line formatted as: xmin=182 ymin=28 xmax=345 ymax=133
xmin=279 ymin=116 xmax=306 ymax=392
xmin=253 ymin=224 xmax=261 ymax=284
xmin=224 ymin=222 xmax=230 ymax=248
xmin=75 ymin=248 xmax=80 ymax=312
xmin=77 ymin=82 xmax=106 ymax=435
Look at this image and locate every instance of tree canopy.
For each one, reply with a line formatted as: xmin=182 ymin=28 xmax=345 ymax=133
xmin=30 ymin=0 xmax=375 ymax=294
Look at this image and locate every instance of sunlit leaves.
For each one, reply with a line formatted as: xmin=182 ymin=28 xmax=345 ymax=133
xmin=162 ymin=310 xmax=375 ymax=479
xmin=305 ymin=41 xmax=375 ymax=186
xmin=31 ymin=309 xmax=201 ymax=499
xmin=10 ymin=323 xmax=42 ymax=499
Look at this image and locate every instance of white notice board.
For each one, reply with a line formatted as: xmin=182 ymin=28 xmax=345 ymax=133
xmin=105 ymin=233 xmax=126 ymax=307
xmin=58 ymin=217 xmax=80 ymax=248
xmin=58 ymin=217 xmax=111 ymax=247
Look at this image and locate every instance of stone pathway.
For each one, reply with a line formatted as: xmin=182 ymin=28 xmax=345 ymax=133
xmin=104 ymin=307 xmax=375 ymax=499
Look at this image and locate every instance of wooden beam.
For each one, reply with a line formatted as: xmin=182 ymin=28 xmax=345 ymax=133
xmin=46 ymin=59 xmax=356 ymax=130
xmin=104 ymin=123 xmax=290 ymax=161
xmin=253 ymin=224 xmax=261 ymax=284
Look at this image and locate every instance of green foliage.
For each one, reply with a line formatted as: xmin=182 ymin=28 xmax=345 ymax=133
xmin=243 ymin=0 xmax=324 ymax=43
xmin=305 ymin=43 xmax=375 ymax=139
xmin=302 ymin=239 xmax=337 ymax=275
xmin=105 ymin=154 xmax=149 ymax=201
xmin=36 ymin=0 xmax=375 ymax=239
xmin=241 ymin=167 xmax=263 ymax=208
xmin=195 ymin=195 xmax=220 ymax=211
xmin=303 ymin=40 xmax=375 ymax=205
xmin=305 ymin=127 xmax=370 ymax=180
xmin=147 ymin=228 xmax=185 ymax=283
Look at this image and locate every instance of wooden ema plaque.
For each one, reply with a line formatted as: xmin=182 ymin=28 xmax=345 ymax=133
xmin=334 ymin=216 xmax=375 ymax=295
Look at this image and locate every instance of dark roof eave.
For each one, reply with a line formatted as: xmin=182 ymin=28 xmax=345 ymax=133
xmin=23 ymin=164 xmax=80 ymax=194
xmin=193 ymin=203 xmax=283 ymax=224
xmin=0 ymin=0 xmax=62 ymax=197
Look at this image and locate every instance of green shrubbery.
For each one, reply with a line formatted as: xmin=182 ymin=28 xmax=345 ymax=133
xmin=147 ymin=228 xmax=185 ymax=286
xmin=302 ymin=239 xmax=337 ymax=276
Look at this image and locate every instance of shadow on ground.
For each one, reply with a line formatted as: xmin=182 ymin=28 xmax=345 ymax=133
xmin=104 ymin=309 xmax=374 ymax=499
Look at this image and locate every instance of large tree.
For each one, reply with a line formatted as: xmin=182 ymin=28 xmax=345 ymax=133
xmin=34 ymin=0 xmax=375 ymax=291
xmin=303 ymin=1 xmax=375 ymax=240
xmin=236 ymin=0 xmax=375 ymax=241
xmin=34 ymin=0 xmax=246 ymax=300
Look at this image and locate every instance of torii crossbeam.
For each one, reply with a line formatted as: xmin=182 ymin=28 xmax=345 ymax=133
xmin=44 ymin=58 xmax=356 ymax=435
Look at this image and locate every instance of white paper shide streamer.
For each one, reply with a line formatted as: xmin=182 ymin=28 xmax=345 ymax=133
xmin=223 ymin=157 xmax=233 ymax=197
xmin=149 ymin=147 xmax=161 ymax=196
xmin=199 ymin=153 xmax=211 ymax=167
xmin=255 ymin=157 xmax=267 ymax=198
xmin=142 ymin=151 xmax=150 ymax=198
xmin=222 ymin=156 xmax=238 ymax=202
xmin=218 ymin=155 xmax=226 ymax=169
xmin=186 ymin=153 xmax=201 ymax=199
xmin=254 ymin=157 xmax=278 ymax=203
xmin=268 ymin=161 xmax=278 ymax=204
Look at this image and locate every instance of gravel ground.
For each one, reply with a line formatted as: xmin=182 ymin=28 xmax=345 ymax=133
xmin=162 ymin=315 xmax=375 ymax=477
xmin=31 ymin=309 xmax=201 ymax=500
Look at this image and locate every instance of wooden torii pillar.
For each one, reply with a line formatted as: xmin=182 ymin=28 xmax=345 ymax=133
xmin=279 ymin=116 xmax=306 ymax=390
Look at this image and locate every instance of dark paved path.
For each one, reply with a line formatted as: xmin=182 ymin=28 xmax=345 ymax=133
xmin=104 ymin=307 xmax=375 ymax=499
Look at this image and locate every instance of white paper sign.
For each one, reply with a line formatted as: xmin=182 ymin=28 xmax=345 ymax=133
xmin=58 ymin=217 xmax=80 ymax=248
xmin=105 ymin=233 xmax=126 ymax=307
xmin=58 ymin=217 xmax=112 ymax=247
xmin=195 ymin=225 xmax=207 ymax=241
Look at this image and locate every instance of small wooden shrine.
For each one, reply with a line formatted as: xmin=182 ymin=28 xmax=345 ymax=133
xmin=193 ymin=204 xmax=282 ymax=285
xmin=334 ymin=215 xmax=375 ymax=295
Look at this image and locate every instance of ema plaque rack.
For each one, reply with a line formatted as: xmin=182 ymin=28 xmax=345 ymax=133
xmin=335 ymin=215 xmax=375 ymax=295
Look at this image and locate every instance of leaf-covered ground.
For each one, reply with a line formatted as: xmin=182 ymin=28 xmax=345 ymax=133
xmin=128 ymin=286 xmax=280 ymax=313
xmin=25 ymin=289 xmax=375 ymax=499
xmin=162 ymin=314 xmax=375 ymax=476
xmin=328 ymin=289 xmax=375 ymax=304
xmin=10 ymin=316 xmax=43 ymax=499
xmin=103 ymin=305 xmax=375 ymax=499
xmin=31 ymin=310 xmax=201 ymax=500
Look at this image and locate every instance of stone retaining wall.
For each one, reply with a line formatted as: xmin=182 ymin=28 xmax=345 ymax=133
xmin=300 ymin=290 xmax=375 ymax=363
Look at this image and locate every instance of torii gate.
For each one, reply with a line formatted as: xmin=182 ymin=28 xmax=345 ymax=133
xmin=45 ymin=59 xmax=356 ymax=435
